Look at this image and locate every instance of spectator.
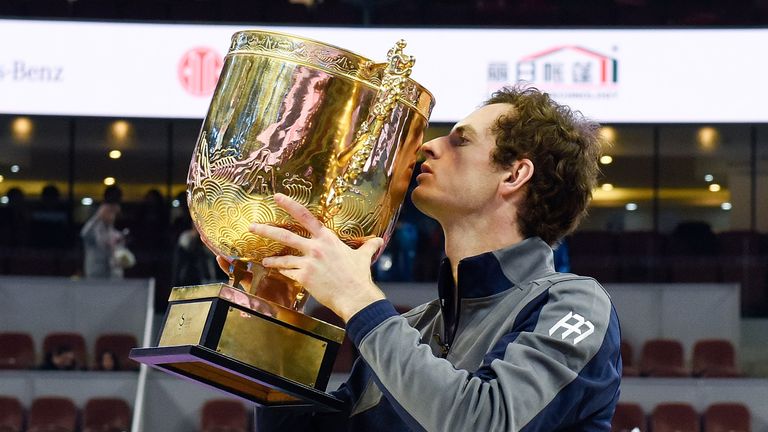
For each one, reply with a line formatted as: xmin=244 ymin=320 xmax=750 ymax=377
xmin=41 ymin=346 xmax=79 ymax=371
xmin=97 ymin=350 xmax=120 ymax=371
xmin=81 ymin=186 xmax=133 ymax=279
xmin=0 ymin=187 xmax=30 ymax=247
xmin=29 ymin=184 xmax=70 ymax=248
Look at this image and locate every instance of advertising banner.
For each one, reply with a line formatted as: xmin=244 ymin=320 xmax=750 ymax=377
xmin=1 ymin=20 xmax=766 ymax=123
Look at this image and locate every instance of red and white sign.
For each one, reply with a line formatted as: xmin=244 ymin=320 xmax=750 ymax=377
xmin=178 ymin=47 xmax=223 ymax=97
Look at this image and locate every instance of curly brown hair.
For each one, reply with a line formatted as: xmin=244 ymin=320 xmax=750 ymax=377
xmin=484 ymin=86 xmax=602 ymax=245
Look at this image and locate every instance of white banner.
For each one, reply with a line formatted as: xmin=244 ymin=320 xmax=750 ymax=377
xmin=1 ymin=19 xmax=767 ymax=123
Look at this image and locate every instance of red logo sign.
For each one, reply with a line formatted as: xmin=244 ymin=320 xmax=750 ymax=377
xmin=178 ymin=47 xmax=223 ymax=97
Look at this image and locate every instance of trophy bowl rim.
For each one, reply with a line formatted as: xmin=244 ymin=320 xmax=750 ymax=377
xmin=229 ymin=28 xmax=435 ymax=108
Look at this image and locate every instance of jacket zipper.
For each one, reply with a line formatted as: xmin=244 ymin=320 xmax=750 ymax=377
xmin=433 ymin=333 xmax=450 ymax=358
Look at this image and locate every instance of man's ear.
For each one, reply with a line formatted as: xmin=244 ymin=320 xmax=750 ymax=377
xmin=501 ymin=158 xmax=534 ymax=195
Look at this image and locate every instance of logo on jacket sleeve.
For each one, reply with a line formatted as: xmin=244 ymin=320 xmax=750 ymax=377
xmin=548 ymin=311 xmax=594 ymax=345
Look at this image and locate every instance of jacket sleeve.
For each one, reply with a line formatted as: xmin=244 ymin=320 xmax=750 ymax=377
xmin=345 ymin=278 xmax=622 ymax=432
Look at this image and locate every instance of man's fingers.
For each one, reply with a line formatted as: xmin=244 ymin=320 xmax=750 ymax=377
xmin=262 ymin=255 xmax=303 ymax=269
xmin=273 ymin=193 xmax=326 ymax=237
xmin=359 ymin=237 xmax=385 ymax=259
xmin=250 ymin=223 xmax=312 ymax=251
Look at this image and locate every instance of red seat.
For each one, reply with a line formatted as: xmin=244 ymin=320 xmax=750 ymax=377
xmin=692 ymin=339 xmax=740 ymax=377
xmin=0 ymin=332 xmax=36 ymax=370
xmin=82 ymin=397 xmax=131 ymax=432
xmin=640 ymin=339 xmax=688 ymax=377
xmin=611 ymin=402 xmax=646 ymax=432
xmin=651 ymin=403 xmax=700 ymax=432
xmin=27 ymin=397 xmax=78 ymax=432
xmin=620 ymin=340 xmax=639 ymax=377
xmin=200 ymin=399 xmax=248 ymax=432
xmin=703 ymin=403 xmax=750 ymax=432
xmin=0 ymin=396 xmax=24 ymax=432
xmin=94 ymin=333 xmax=140 ymax=371
xmin=42 ymin=332 xmax=88 ymax=370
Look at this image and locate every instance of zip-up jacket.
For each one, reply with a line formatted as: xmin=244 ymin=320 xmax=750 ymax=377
xmin=257 ymin=237 xmax=622 ymax=431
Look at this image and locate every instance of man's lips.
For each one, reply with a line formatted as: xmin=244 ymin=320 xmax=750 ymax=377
xmin=420 ymin=164 xmax=433 ymax=174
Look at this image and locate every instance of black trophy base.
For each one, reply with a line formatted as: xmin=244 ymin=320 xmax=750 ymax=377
xmin=130 ymin=345 xmax=344 ymax=412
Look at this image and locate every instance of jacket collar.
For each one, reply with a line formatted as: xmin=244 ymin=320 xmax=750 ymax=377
xmin=438 ymin=237 xmax=555 ymax=301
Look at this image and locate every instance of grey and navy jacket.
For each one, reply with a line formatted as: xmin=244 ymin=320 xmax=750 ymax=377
xmin=257 ymin=237 xmax=622 ymax=431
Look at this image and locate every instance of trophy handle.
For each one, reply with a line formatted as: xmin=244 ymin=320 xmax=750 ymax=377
xmin=322 ymin=40 xmax=416 ymax=216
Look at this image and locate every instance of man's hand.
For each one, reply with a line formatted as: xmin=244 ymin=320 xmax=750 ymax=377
xmin=249 ymin=193 xmax=386 ymax=322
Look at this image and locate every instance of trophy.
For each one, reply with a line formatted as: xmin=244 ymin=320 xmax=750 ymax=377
xmin=130 ymin=30 xmax=434 ymax=411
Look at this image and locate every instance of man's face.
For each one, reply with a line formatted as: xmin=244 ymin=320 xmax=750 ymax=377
xmin=53 ymin=350 xmax=75 ymax=369
xmin=412 ymin=103 xmax=514 ymax=222
xmin=101 ymin=352 xmax=116 ymax=371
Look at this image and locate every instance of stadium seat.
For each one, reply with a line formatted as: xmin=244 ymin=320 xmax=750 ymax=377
xmin=82 ymin=398 xmax=131 ymax=432
xmin=94 ymin=333 xmax=140 ymax=371
xmin=640 ymin=339 xmax=688 ymax=377
xmin=201 ymin=399 xmax=248 ymax=432
xmin=692 ymin=339 xmax=740 ymax=377
xmin=0 ymin=332 xmax=36 ymax=370
xmin=27 ymin=397 xmax=78 ymax=432
xmin=703 ymin=402 xmax=750 ymax=432
xmin=620 ymin=340 xmax=639 ymax=377
xmin=42 ymin=332 xmax=88 ymax=370
xmin=611 ymin=402 xmax=646 ymax=432
xmin=651 ymin=403 xmax=699 ymax=432
xmin=0 ymin=396 xmax=24 ymax=432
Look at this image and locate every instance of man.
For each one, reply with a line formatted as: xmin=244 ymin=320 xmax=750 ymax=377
xmin=81 ymin=185 xmax=128 ymax=279
xmin=223 ymin=86 xmax=622 ymax=431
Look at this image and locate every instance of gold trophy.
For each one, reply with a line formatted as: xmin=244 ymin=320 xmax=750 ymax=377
xmin=130 ymin=30 xmax=433 ymax=411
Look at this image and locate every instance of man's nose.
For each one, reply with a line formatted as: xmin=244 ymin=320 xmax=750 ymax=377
xmin=419 ymin=138 xmax=439 ymax=159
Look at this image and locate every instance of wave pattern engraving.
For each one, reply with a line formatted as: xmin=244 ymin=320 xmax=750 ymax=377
xmin=329 ymin=195 xmax=371 ymax=241
xmin=190 ymin=177 xmax=286 ymax=261
xmin=282 ymin=175 xmax=313 ymax=205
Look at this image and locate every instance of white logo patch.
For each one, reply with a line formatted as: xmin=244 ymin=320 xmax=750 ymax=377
xmin=548 ymin=311 xmax=595 ymax=345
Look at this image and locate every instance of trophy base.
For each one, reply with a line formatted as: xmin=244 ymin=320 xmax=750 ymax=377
xmin=129 ymin=283 xmax=346 ymax=412
xmin=130 ymin=345 xmax=344 ymax=412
